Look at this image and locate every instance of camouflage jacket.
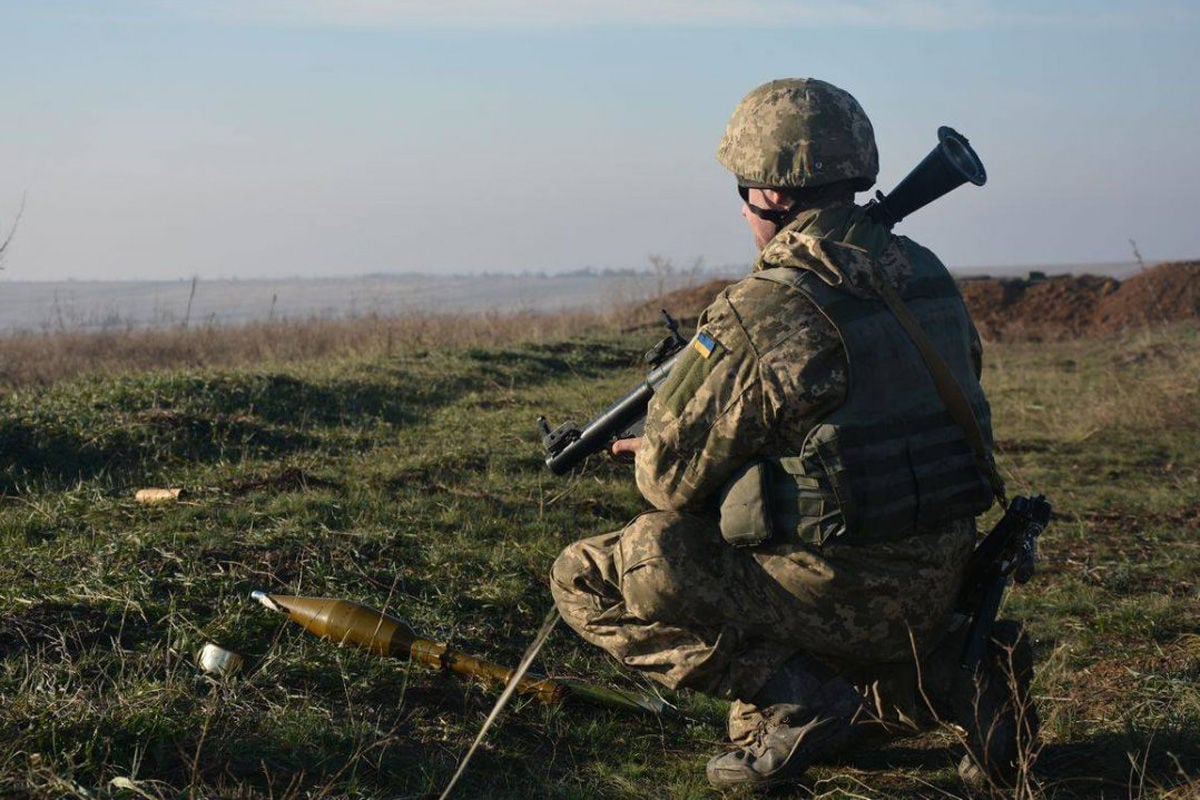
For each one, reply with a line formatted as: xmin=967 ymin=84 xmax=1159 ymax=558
xmin=634 ymin=202 xmax=983 ymax=512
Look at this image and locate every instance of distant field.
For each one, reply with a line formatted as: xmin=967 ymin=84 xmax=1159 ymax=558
xmin=0 ymin=263 xmax=1140 ymax=334
xmin=0 ymin=308 xmax=1196 ymax=798
xmin=0 ymin=271 xmax=725 ymax=334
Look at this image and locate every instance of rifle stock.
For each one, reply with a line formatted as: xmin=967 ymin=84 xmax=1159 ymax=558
xmin=957 ymin=494 xmax=1050 ymax=669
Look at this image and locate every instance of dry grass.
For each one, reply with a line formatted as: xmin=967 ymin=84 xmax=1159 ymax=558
xmin=984 ymin=323 xmax=1200 ymax=447
xmin=0 ymin=308 xmax=636 ymax=390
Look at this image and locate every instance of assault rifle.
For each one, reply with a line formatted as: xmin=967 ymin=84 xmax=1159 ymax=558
xmin=536 ymin=126 xmax=988 ymax=475
xmin=957 ymin=494 xmax=1050 ymax=669
xmin=538 ymin=310 xmax=687 ymax=475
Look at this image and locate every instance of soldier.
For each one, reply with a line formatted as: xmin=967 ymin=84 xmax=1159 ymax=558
xmin=550 ymin=78 xmax=1036 ymax=791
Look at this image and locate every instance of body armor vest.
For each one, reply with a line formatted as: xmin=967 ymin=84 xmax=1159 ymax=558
xmin=752 ymin=246 xmax=994 ymax=546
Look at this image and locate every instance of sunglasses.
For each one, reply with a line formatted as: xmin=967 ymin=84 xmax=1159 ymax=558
xmin=738 ymin=186 xmax=790 ymax=226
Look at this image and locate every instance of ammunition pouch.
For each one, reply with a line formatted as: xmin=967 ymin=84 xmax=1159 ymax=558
xmin=717 ymin=458 xmax=845 ymax=548
xmin=768 ymin=456 xmax=846 ymax=546
xmin=717 ymin=461 xmax=774 ymax=548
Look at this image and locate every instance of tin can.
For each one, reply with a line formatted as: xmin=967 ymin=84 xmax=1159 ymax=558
xmin=197 ymin=643 xmax=243 ymax=676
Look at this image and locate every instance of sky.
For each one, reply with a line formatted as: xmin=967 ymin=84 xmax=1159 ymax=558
xmin=3 ymin=0 xmax=1199 ymax=281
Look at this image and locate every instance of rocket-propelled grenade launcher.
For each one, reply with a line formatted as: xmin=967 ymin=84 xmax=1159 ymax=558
xmin=252 ymin=591 xmax=675 ymax=716
xmin=537 ymin=126 xmax=988 ymax=475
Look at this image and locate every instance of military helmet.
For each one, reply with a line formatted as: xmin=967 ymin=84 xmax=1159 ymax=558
xmin=717 ymin=78 xmax=878 ymax=191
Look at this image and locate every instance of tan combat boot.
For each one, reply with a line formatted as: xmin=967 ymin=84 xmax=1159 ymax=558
xmin=706 ymin=656 xmax=862 ymax=791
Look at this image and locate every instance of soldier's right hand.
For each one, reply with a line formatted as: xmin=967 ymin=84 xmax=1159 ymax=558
xmin=610 ymin=437 xmax=642 ymax=462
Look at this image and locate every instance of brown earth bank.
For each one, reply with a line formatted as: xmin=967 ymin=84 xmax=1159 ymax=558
xmin=961 ymin=260 xmax=1200 ymax=340
xmin=644 ymin=261 xmax=1200 ymax=341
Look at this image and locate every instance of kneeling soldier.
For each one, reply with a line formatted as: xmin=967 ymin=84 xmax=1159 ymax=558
xmin=551 ymin=78 xmax=1036 ymax=791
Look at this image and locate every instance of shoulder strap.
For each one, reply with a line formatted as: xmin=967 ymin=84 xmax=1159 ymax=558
xmin=871 ymin=275 xmax=1008 ymax=508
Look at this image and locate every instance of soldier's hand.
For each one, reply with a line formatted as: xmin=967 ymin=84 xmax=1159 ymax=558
xmin=610 ymin=437 xmax=642 ymax=462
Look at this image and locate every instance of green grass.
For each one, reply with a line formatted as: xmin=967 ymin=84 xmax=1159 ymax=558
xmin=1 ymin=322 xmax=1198 ymax=799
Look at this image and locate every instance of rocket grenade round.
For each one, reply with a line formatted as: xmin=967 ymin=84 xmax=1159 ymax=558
xmin=251 ymin=591 xmax=564 ymax=703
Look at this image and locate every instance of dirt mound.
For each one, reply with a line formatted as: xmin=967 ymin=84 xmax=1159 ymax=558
xmin=630 ymin=278 xmax=732 ymax=325
xmin=958 ymin=273 xmax=1121 ymax=339
xmin=641 ymin=262 xmax=1200 ymax=341
xmin=1094 ymin=261 xmax=1200 ymax=332
xmin=961 ymin=261 xmax=1200 ymax=340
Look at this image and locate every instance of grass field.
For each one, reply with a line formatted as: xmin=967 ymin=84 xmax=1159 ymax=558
xmin=0 ymin=314 xmax=1197 ymax=799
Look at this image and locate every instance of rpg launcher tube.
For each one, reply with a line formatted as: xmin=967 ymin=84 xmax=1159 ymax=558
xmin=253 ymin=592 xmax=564 ymax=703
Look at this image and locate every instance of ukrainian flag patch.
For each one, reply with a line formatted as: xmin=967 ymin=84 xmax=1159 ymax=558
xmin=692 ymin=330 xmax=717 ymax=359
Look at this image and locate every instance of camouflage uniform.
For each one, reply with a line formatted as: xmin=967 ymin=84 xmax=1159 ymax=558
xmin=550 ymin=202 xmax=984 ymax=720
xmin=551 ymin=81 xmax=1001 ymax=779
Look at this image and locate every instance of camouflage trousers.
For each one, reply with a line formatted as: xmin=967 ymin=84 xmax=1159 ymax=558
xmin=550 ymin=510 xmax=975 ymax=714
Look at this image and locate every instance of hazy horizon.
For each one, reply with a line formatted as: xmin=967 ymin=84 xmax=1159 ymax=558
xmin=0 ymin=259 xmax=1151 ymax=336
xmin=0 ymin=258 xmax=1150 ymax=285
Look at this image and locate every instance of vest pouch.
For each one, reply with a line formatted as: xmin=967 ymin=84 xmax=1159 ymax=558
xmin=769 ymin=456 xmax=847 ymax=546
xmin=717 ymin=460 xmax=775 ymax=548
